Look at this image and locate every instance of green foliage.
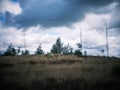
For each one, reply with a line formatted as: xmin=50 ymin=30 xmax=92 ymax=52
xmin=22 ymin=50 xmax=29 ymax=55
xmin=51 ymin=37 xmax=63 ymax=54
xmin=63 ymin=44 xmax=73 ymax=55
xmin=74 ymin=42 xmax=83 ymax=57
xmin=3 ymin=43 xmax=16 ymax=56
xmin=16 ymin=47 xmax=21 ymax=55
xmin=35 ymin=44 xmax=44 ymax=55
xmin=74 ymin=49 xmax=82 ymax=57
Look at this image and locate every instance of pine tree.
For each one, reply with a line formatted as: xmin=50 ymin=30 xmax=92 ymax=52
xmin=4 ymin=43 xmax=16 ymax=56
xmin=51 ymin=37 xmax=63 ymax=54
xmin=35 ymin=44 xmax=44 ymax=55
xmin=21 ymin=50 xmax=29 ymax=55
xmin=63 ymin=43 xmax=73 ymax=55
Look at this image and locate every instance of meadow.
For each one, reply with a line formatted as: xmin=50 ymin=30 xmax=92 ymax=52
xmin=0 ymin=55 xmax=120 ymax=90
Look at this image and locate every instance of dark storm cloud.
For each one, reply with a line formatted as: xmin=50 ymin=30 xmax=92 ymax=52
xmin=1 ymin=0 xmax=120 ymax=29
xmin=109 ymin=2 xmax=120 ymax=29
xmin=2 ymin=0 xmax=119 ymax=28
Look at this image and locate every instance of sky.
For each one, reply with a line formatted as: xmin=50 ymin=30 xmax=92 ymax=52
xmin=0 ymin=0 xmax=120 ymax=57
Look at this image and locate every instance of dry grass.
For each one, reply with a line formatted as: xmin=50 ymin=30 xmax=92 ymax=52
xmin=0 ymin=55 xmax=120 ymax=90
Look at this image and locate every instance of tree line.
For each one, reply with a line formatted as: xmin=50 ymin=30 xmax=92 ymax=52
xmin=2 ymin=37 xmax=83 ymax=56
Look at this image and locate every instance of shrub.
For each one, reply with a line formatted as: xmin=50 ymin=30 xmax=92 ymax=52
xmin=74 ymin=50 xmax=82 ymax=57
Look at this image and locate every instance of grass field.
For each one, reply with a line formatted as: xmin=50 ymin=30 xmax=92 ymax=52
xmin=0 ymin=55 xmax=120 ymax=90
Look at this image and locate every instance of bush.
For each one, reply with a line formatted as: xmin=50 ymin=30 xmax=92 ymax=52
xmin=3 ymin=44 xmax=16 ymax=56
xmin=74 ymin=50 xmax=82 ymax=57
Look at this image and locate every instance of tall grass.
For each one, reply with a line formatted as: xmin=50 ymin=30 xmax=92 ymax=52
xmin=0 ymin=55 xmax=120 ymax=90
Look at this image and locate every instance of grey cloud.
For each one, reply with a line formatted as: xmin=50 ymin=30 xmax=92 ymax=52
xmin=109 ymin=5 xmax=120 ymax=29
xmin=12 ymin=0 xmax=116 ymax=28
